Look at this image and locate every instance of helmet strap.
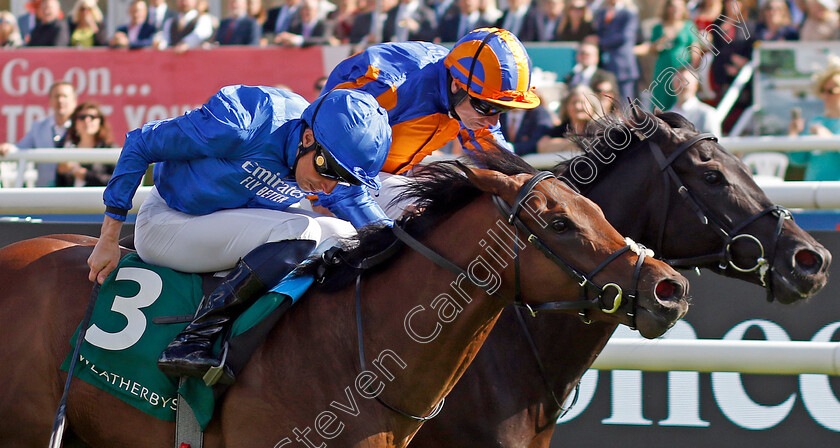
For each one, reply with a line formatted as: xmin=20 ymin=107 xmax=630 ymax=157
xmin=447 ymin=71 xmax=468 ymax=121
xmin=293 ymin=90 xmax=332 ymax=174
xmin=292 ymin=127 xmax=317 ymax=175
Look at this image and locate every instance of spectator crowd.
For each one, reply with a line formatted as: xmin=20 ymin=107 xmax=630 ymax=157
xmin=1 ymin=0 xmax=832 ymax=49
xmin=3 ymin=0 xmax=840 ymax=184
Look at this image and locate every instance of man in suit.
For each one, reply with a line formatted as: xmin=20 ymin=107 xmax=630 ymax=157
xmin=263 ymin=0 xmax=302 ymax=44
xmin=383 ymin=0 xmax=438 ymax=42
xmin=495 ymin=0 xmax=542 ymax=42
xmin=155 ymin=0 xmax=215 ymax=50
xmin=438 ymin=0 xmax=491 ymax=42
xmin=499 ymin=101 xmax=554 ymax=156
xmin=563 ymin=41 xmax=618 ymax=91
xmin=275 ymin=0 xmax=327 ymax=46
xmin=27 ymin=0 xmax=69 ymax=46
xmin=110 ymin=0 xmax=157 ymax=48
xmin=538 ymin=0 xmax=564 ymax=41
xmin=593 ymin=0 xmax=639 ymax=102
xmin=347 ymin=0 xmax=399 ymax=44
xmin=147 ymin=0 xmax=176 ymax=31
xmin=0 ymin=82 xmax=77 ymax=186
xmin=17 ymin=1 xmax=39 ymax=44
xmin=215 ymin=0 xmax=261 ymax=45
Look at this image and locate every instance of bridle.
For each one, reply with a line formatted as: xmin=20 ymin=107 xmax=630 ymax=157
xmin=329 ymin=169 xmax=654 ymax=421
xmin=647 ymin=132 xmax=792 ymax=296
xmin=488 ymin=171 xmax=649 ymax=326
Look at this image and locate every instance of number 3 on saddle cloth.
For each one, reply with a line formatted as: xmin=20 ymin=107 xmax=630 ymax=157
xmin=60 ymin=253 xmax=313 ymax=430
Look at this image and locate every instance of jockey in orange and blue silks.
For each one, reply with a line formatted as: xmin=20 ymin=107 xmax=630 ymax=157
xmin=323 ymin=28 xmax=540 ymax=217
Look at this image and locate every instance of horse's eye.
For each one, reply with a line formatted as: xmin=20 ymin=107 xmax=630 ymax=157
xmin=550 ymin=218 xmax=569 ymax=233
xmin=704 ymin=170 xmax=723 ymax=184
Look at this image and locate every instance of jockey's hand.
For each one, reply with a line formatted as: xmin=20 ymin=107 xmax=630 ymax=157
xmin=311 ymin=204 xmax=335 ymax=217
xmin=402 ymin=203 xmax=422 ymax=216
xmin=88 ymin=216 xmax=123 ymax=284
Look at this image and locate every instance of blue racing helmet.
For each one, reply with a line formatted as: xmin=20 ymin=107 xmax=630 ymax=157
xmin=301 ymin=89 xmax=391 ymax=190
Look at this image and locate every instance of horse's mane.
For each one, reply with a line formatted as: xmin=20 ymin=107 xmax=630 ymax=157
xmin=553 ymin=110 xmax=698 ymax=191
xmin=301 ymin=148 xmax=537 ymax=291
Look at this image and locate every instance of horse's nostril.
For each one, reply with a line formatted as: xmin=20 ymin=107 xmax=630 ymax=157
xmin=655 ymin=279 xmax=680 ymax=300
xmin=794 ymin=249 xmax=822 ymax=274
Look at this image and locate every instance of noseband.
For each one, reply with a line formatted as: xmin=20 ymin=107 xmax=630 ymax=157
xmin=648 ymin=133 xmax=791 ymax=297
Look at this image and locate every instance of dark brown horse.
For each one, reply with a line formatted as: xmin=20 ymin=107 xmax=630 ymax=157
xmin=0 ymin=154 xmax=689 ymax=447
xmin=409 ymin=111 xmax=832 ymax=447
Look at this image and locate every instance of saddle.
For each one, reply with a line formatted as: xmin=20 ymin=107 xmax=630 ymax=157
xmin=63 ymin=243 xmax=308 ymax=434
xmin=118 ymin=233 xmax=294 ymax=390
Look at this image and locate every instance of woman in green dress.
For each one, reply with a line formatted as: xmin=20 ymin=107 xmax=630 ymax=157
xmin=637 ymin=0 xmax=698 ymax=111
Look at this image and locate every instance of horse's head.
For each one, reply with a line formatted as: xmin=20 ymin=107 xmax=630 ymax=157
xmin=580 ymin=109 xmax=831 ymax=304
xmin=460 ymin=161 xmax=689 ymax=339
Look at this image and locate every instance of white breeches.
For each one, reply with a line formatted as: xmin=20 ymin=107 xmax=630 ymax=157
xmin=368 ymin=172 xmax=415 ymax=220
xmin=134 ymin=188 xmax=356 ymax=273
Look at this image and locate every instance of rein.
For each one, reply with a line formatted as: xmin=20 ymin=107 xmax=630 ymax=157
xmin=648 ymin=133 xmax=791 ymax=297
xmin=512 ymin=305 xmax=580 ymax=419
xmin=354 ymin=274 xmax=446 ymax=422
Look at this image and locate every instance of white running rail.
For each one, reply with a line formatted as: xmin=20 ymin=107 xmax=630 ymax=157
xmin=592 ymin=339 xmax=840 ymax=375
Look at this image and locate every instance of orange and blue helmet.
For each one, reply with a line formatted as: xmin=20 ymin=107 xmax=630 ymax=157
xmin=444 ymin=28 xmax=541 ymax=110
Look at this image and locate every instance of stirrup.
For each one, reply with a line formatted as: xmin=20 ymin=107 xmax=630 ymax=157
xmin=202 ymin=341 xmax=232 ymax=386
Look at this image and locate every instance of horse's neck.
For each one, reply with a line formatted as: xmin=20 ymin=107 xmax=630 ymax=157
xmin=356 ymin=196 xmax=513 ymax=417
xmin=420 ymin=309 xmax=618 ymax=446
xmin=246 ymin=197 xmax=513 ymax=444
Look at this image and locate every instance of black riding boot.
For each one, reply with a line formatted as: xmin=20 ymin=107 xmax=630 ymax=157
xmin=157 ymin=239 xmax=315 ymax=383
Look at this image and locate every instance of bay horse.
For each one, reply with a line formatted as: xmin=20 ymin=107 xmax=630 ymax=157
xmin=0 ymin=154 xmax=689 ymax=447
xmin=409 ymin=110 xmax=832 ymax=447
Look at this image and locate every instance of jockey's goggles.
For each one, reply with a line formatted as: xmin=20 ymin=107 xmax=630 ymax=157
xmin=468 ymin=96 xmax=514 ymax=116
xmin=313 ymin=143 xmax=362 ymax=186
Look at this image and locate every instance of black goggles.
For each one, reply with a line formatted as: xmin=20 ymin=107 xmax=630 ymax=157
xmin=469 ymin=96 xmax=513 ymax=116
xmin=313 ymin=144 xmax=361 ymax=186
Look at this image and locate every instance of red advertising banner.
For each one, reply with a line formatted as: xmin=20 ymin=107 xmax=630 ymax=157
xmin=0 ymin=47 xmax=328 ymax=146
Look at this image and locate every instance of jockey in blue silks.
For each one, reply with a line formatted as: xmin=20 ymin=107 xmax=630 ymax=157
xmin=87 ymin=85 xmax=392 ymax=383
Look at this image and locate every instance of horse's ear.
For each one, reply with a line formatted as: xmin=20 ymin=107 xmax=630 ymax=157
xmin=626 ymin=101 xmax=663 ymax=142
xmin=457 ymin=164 xmax=520 ymax=200
xmin=452 ymin=160 xmax=472 ymax=175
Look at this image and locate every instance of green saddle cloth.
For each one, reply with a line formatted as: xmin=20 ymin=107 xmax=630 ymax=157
xmin=61 ymin=253 xmax=304 ymax=430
